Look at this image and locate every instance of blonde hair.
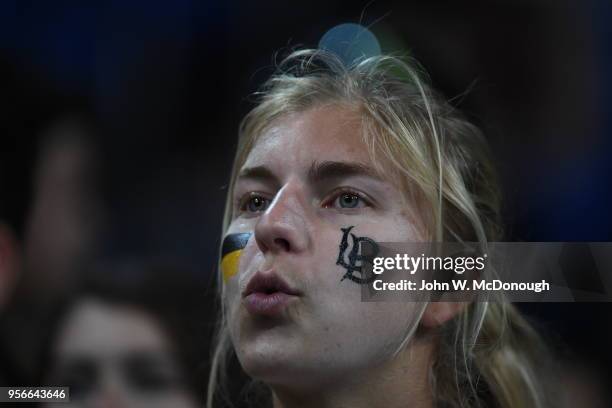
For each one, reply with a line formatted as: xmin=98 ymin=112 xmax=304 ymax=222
xmin=208 ymin=49 xmax=551 ymax=408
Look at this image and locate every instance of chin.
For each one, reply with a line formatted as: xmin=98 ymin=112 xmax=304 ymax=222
xmin=236 ymin=337 xmax=328 ymax=389
xmin=238 ymin=335 xmax=294 ymax=374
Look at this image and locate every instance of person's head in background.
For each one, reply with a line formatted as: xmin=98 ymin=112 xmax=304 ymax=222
xmin=208 ymin=49 xmax=553 ymax=408
xmin=0 ymin=59 xmax=102 ymax=311
xmin=0 ymin=59 xmax=44 ymax=310
xmin=42 ymin=262 xmax=211 ymax=408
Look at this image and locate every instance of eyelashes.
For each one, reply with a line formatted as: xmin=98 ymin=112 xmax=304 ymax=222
xmin=237 ymin=192 xmax=272 ymax=215
xmin=321 ymin=188 xmax=372 ymax=210
xmin=235 ymin=187 xmax=374 ymax=216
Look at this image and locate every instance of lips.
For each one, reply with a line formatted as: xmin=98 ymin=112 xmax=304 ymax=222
xmin=242 ymin=272 xmax=301 ymax=316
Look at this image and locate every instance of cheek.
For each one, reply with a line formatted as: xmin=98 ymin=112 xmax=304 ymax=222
xmin=220 ymin=230 xmax=257 ymax=285
xmin=318 ymin=300 xmax=424 ymax=364
xmin=223 ymin=237 xmax=259 ymax=323
xmin=238 ymin=237 xmax=260 ymax=272
xmin=305 ymin=225 xmax=424 ymax=354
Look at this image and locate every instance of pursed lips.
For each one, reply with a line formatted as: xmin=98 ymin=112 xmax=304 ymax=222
xmin=242 ymin=271 xmax=302 ymax=317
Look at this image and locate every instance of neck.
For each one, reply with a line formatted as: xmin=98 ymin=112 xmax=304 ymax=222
xmin=271 ymin=339 xmax=434 ymax=408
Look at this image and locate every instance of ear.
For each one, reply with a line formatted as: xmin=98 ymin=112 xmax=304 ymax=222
xmin=0 ymin=222 xmax=21 ymax=310
xmin=420 ymin=301 xmax=469 ymax=328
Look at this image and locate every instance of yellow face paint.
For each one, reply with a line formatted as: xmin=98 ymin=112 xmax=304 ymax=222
xmin=221 ymin=232 xmax=252 ymax=283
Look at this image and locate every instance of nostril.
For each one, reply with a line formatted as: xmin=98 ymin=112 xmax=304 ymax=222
xmin=273 ymin=238 xmax=291 ymax=252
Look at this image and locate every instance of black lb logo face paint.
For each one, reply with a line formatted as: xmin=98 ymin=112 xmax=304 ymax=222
xmin=336 ymin=226 xmax=380 ymax=284
xmin=221 ymin=232 xmax=252 ymax=283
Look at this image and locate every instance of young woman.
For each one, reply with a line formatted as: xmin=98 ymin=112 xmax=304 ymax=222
xmin=208 ymin=49 xmax=552 ymax=408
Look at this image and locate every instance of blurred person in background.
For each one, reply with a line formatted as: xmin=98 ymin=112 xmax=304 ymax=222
xmin=40 ymin=261 xmax=212 ymax=408
xmin=0 ymin=58 xmax=103 ymax=385
xmin=20 ymin=116 xmax=103 ymax=304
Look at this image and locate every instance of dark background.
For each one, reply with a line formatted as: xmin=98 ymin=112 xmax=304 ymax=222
xmin=1 ymin=0 xmax=611 ymax=403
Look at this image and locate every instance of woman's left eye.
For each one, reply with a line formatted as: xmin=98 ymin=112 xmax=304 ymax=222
xmin=324 ymin=191 xmax=369 ymax=209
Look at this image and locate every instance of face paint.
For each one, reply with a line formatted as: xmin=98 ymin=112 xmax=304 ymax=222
xmin=221 ymin=232 xmax=252 ymax=283
xmin=336 ymin=226 xmax=380 ymax=284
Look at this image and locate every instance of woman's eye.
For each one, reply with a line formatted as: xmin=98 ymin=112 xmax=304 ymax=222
xmin=328 ymin=192 xmax=368 ymax=209
xmin=338 ymin=193 xmax=360 ymax=208
xmin=243 ymin=195 xmax=270 ymax=213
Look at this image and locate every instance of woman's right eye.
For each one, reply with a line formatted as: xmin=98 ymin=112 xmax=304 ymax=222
xmin=240 ymin=194 xmax=271 ymax=214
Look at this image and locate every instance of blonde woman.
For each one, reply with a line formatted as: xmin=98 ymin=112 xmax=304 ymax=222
xmin=208 ymin=49 xmax=552 ymax=408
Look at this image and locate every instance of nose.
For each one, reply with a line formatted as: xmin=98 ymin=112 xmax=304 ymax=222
xmin=254 ymin=183 xmax=311 ymax=255
xmin=88 ymin=365 xmax=130 ymax=408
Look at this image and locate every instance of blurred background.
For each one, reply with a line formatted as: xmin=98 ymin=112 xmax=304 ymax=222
xmin=0 ymin=0 xmax=611 ymax=406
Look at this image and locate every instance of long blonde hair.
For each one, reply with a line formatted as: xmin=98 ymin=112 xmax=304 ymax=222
xmin=208 ymin=49 xmax=552 ymax=408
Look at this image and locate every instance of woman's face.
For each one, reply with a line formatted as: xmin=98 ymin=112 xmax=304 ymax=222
xmin=46 ymin=298 xmax=198 ymax=408
xmin=225 ymin=104 xmax=424 ymax=390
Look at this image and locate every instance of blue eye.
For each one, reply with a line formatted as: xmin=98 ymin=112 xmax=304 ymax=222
xmin=337 ymin=193 xmax=361 ymax=208
xmin=323 ymin=190 xmax=370 ymax=210
xmin=244 ymin=195 xmax=270 ymax=213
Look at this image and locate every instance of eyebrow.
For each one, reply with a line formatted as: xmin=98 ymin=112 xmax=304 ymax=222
xmin=237 ymin=160 xmax=383 ymax=185
xmin=237 ymin=166 xmax=279 ymax=184
xmin=307 ymin=160 xmax=383 ymax=183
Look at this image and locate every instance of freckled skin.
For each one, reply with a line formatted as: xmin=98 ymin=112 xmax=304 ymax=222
xmin=224 ymin=105 xmax=426 ymax=394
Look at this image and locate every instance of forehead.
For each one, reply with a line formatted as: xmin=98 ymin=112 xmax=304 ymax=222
xmin=243 ymin=104 xmax=371 ymax=171
xmin=55 ymin=299 xmax=170 ymax=356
